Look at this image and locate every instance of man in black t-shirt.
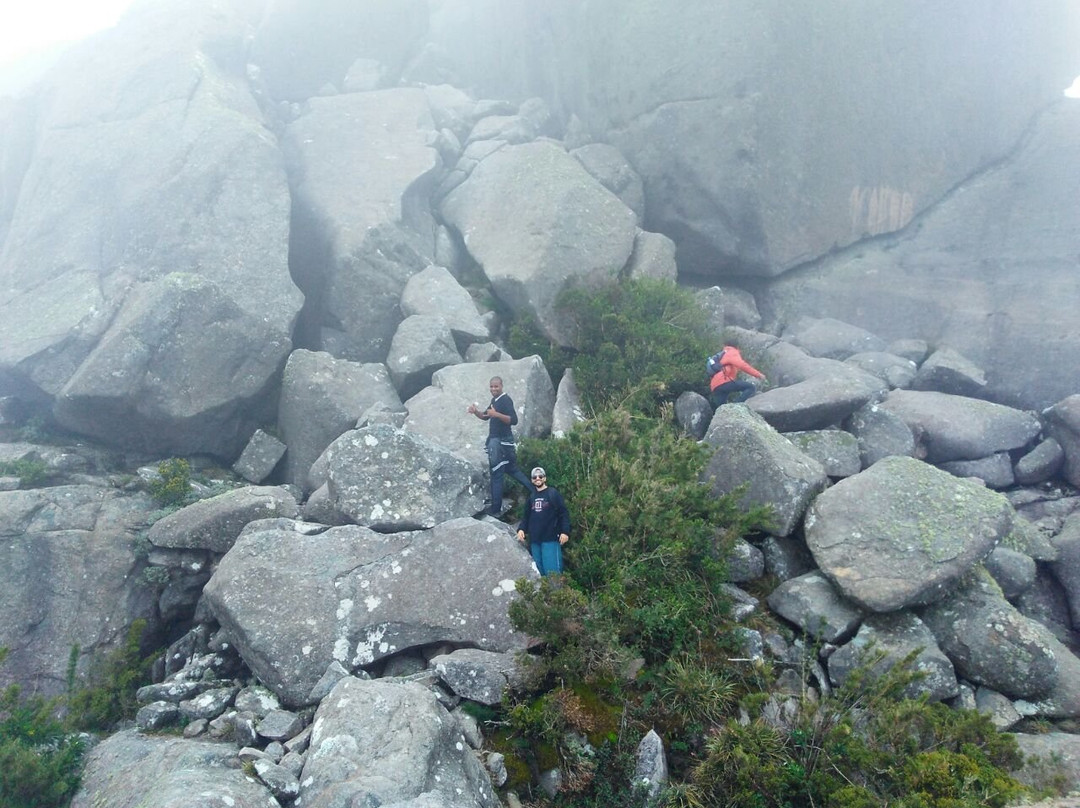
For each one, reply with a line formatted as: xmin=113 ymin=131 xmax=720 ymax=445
xmin=466 ymin=376 xmax=533 ymax=516
xmin=517 ymin=466 xmax=570 ymax=576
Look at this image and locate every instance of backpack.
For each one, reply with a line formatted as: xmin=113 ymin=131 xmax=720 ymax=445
xmin=706 ymin=350 xmax=726 ymax=377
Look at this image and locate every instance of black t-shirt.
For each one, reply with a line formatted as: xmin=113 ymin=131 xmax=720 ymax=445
xmin=488 ymin=393 xmax=518 ymax=440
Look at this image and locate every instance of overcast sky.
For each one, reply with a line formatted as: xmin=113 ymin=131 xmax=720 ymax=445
xmin=0 ymin=0 xmax=137 ymax=69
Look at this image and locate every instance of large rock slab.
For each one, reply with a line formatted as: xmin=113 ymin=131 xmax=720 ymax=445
xmin=278 ymin=350 xmax=402 ymax=488
xmin=0 ymin=486 xmax=157 ymax=697
xmin=877 ymin=389 xmax=1041 ymax=463
xmin=282 ymin=88 xmax=440 ymax=362
xmin=1045 ymin=394 xmax=1080 ymax=488
xmin=782 ymin=317 xmax=886 ymax=359
xmin=71 ymin=730 xmax=280 ymax=808
xmin=747 ymin=374 xmax=880 ymax=432
xmin=766 ymin=571 xmax=863 ymax=644
xmin=430 ymin=2 xmax=1077 ymax=281
xmin=148 ymin=486 xmax=298 ymax=553
xmin=1049 ymin=512 xmax=1080 ymax=628
xmin=325 ymin=424 xmax=485 ymax=530
xmin=701 ymin=405 xmax=828 ymax=537
xmin=842 ymin=402 xmax=916 ymax=467
xmin=762 ymin=101 xmax=1080 ymax=410
xmin=300 ymin=677 xmax=499 ymax=808
xmin=203 ymin=517 xmax=537 ymax=706
xmin=439 ymin=139 xmax=638 ymax=345
xmin=404 ymin=356 xmax=555 ymax=466
xmin=387 ymin=314 xmax=463 ymax=400
xmin=400 ymin=264 xmax=489 ymax=342
xmin=804 ymin=456 xmax=1013 ymax=612
xmin=918 ymin=577 xmax=1059 ymax=700
xmin=0 ymin=3 xmax=302 ymax=457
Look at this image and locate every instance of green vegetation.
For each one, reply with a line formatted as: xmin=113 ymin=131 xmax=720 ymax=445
xmin=490 ymin=278 xmax=1030 ymax=807
xmin=0 ymin=458 xmax=49 ymax=488
xmin=148 ymin=458 xmax=191 ymax=507
xmin=0 ymin=622 xmax=158 ymax=807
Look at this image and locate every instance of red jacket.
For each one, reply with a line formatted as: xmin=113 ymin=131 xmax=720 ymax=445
xmin=709 ymin=346 xmax=765 ymax=391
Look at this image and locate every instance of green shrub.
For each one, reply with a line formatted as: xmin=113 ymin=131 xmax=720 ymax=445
xmin=149 ymin=458 xmax=191 ymax=507
xmin=0 ymin=649 xmax=84 ymax=808
xmin=0 ymin=458 xmax=49 ymax=488
xmin=558 ymin=278 xmax=715 ymax=414
xmin=67 ymin=619 xmax=155 ymax=731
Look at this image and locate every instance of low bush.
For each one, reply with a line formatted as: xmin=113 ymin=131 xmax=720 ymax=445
xmin=0 ymin=458 xmax=49 ymax=488
xmin=149 ymin=458 xmax=191 ymax=507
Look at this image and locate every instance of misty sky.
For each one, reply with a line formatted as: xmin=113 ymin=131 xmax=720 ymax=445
xmin=0 ymin=0 xmax=136 ymax=68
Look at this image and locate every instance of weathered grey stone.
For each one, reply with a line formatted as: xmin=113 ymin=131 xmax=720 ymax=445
xmin=702 ymin=405 xmax=828 ymax=537
xmin=1011 ymin=732 xmax=1080 ymax=793
xmin=235 ymin=685 xmax=280 ymax=718
xmin=70 ymin=730 xmax=280 ymax=808
xmin=551 ymin=369 xmax=585 ymax=439
xmin=1 ymin=5 xmax=301 ymax=459
xmin=726 ymin=538 xmax=765 ymax=584
xmin=486 ymin=752 xmax=508 ymax=787
xmin=827 ymin=612 xmax=958 ymax=702
xmin=299 ymin=483 xmax=351 ymax=527
xmin=888 ymin=339 xmax=930 ymax=363
xmin=179 ymin=686 xmax=239 ymax=722
xmin=570 ymin=142 xmax=645 ymax=222
xmin=342 ymin=57 xmax=389 ymax=93
xmin=203 ymin=518 xmax=537 ymax=706
xmin=1050 ymin=512 xmax=1080 ymax=628
xmin=400 ymin=264 xmax=489 ymax=342
xmin=278 ymin=350 xmax=402 ymax=488
xmin=983 ymin=546 xmax=1037 ymax=600
xmin=623 ymin=229 xmax=677 ymax=282
xmin=878 ymin=390 xmax=1041 ymax=463
xmin=382 ymin=652 xmax=429 ymax=678
xmin=440 ymin=140 xmax=637 ymax=345
xmin=767 ymin=571 xmax=863 ymax=644
xmin=910 ymin=347 xmax=987 ymax=397
xmin=804 ymin=456 xmax=1013 ymax=612
xmin=464 ymin=342 xmax=512 ymax=363
xmin=760 ymin=535 xmax=815 ymax=582
xmin=747 ymin=373 xmax=883 ymax=433
xmin=842 ymin=401 xmax=916 ymax=467
xmin=634 ymin=729 xmax=668 ymax=802
xmin=307 ymin=660 xmax=353 ymax=704
xmin=1014 ymin=633 xmax=1080 ymax=719
xmin=1014 ymin=438 xmax=1065 ymax=485
xmin=325 ymin=424 xmax=485 ymax=530
xmin=782 ymin=317 xmax=887 ymax=359
xmin=466 ymin=113 xmax=537 ymax=146
xmin=404 ymin=357 xmax=555 ymax=466
xmin=387 ymin=315 xmax=464 ymax=400
xmin=974 ymin=687 xmax=1021 ymax=730
xmin=919 ymin=577 xmax=1059 ymax=700
xmin=783 ymin=430 xmax=861 ymax=478
xmin=431 ymin=648 xmax=520 ymax=705
xmin=844 ymin=352 xmax=918 ymax=389
xmin=147 ymin=486 xmax=298 ymax=553
xmin=300 ymin=677 xmax=500 ymax=808
xmin=1045 ymin=395 xmax=1080 ymax=488
xmin=253 ymin=759 xmax=300 ymax=802
xmin=762 ymin=102 xmax=1080 ymax=410
xmin=257 ymin=709 xmax=304 ymax=742
xmin=232 ymin=429 xmax=287 ymax=484
xmin=1016 ymin=567 xmax=1077 ymax=646
xmin=674 ymin=390 xmax=712 ymax=441
xmin=937 ymin=452 xmax=1015 ymax=489
xmin=135 ymin=701 xmax=179 ymax=731
xmin=0 ymin=485 xmax=157 ymax=697
xmin=282 ymin=89 xmax=439 ymax=362
xmin=137 ymin=679 xmax=212 ymax=705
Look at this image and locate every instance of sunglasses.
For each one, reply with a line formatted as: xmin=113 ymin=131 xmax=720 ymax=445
xmin=531 ymin=475 xmax=546 ymax=480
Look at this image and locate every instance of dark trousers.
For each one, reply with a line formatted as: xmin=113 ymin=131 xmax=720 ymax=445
xmin=487 ymin=436 xmax=532 ymax=514
xmin=709 ymin=380 xmax=756 ymax=407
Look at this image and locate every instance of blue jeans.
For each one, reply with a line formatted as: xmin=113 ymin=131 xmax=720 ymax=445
xmin=530 ymin=541 xmax=564 ymax=576
xmin=487 ymin=436 xmax=532 ymax=514
xmin=710 ymin=380 xmax=756 ymax=407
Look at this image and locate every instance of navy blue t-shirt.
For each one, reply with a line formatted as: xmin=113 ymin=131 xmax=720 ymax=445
xmin=518 ymin=487 xmax=571 ymax=544
xmin=487 ymin=393 xmax=518 ymax=440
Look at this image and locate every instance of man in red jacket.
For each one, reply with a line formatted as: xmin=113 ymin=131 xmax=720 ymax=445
xmin=708 ymin=345 xmax=767 ymax=407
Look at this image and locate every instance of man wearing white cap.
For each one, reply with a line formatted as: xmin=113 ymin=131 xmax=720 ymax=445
xmin=516 ymin=467 xmax=571 ymax=576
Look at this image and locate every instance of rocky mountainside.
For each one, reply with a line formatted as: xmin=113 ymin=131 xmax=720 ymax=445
xmin=2 ymin=0 xmax=1080 ymax=805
